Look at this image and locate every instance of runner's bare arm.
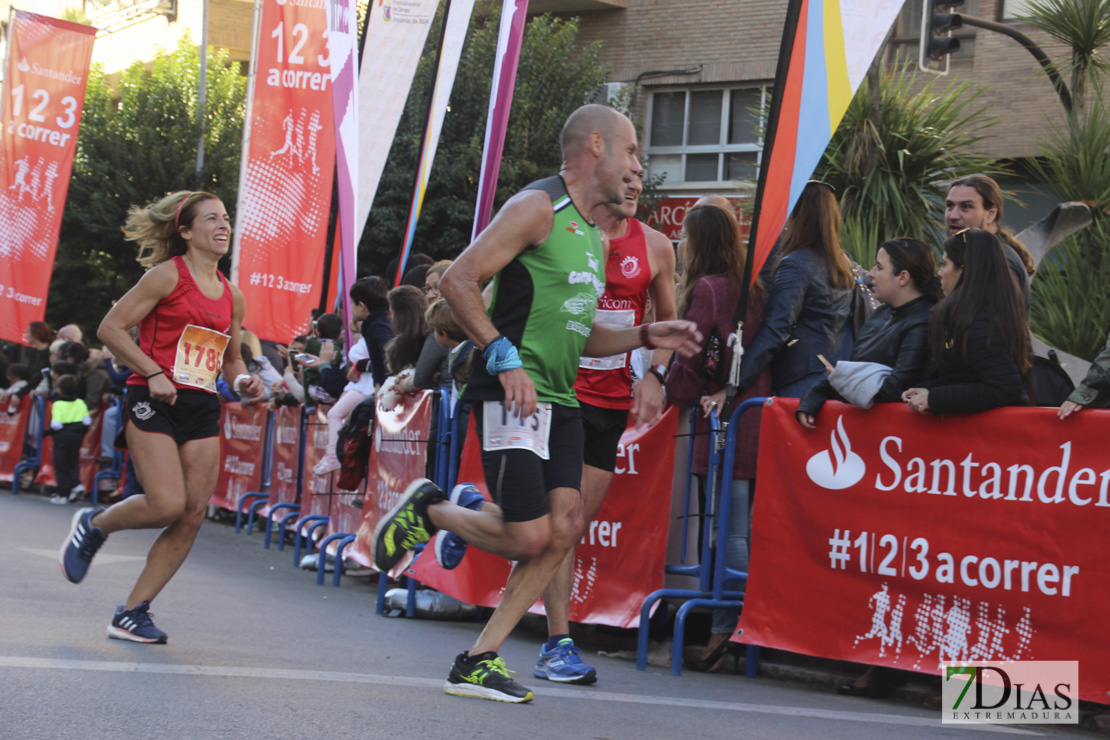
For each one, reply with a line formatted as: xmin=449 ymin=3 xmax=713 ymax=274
xmin=222 ymin=284 xmax=264 ymax=399
xmin=584 ymin=320 xmax=702 ymax=359
xmin=631 ymin=226 xmax=677 ymax=426
xmin=440 ymin=190 xmax=554 ymax=419
xmin=97 ymin=261 xmax=178 ymax=380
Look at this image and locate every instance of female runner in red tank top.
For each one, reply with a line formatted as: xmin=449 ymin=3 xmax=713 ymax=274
xmin=60 ymin=191 xmax=263 ymax=643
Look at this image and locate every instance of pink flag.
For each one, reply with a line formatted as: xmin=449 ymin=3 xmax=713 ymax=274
xmin=471 ymin=0 xmax=528 ymax=240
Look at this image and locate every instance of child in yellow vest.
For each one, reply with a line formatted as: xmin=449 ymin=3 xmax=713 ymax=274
xmin=48 ymin=374 xmax=91 ymax=505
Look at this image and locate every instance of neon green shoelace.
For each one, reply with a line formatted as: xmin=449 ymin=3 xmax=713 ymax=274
xmin=466 ymin=656 xmax=513 ymax=684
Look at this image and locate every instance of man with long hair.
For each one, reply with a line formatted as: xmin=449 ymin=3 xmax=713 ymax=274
xmin=945 ymin=174 xmax=1035 ymax=308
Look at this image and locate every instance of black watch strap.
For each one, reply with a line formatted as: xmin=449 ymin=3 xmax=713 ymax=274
xmin=647 ymin=364 xmax=667 ymax=384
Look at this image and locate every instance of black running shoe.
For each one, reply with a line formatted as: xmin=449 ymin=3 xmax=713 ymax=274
xmin=444 ymin=651 xmax=534 ymax=703
xmin=372 ymin=478 xmax=443 ymax=572
xmin=107 ymin=601 xmax=167 ymax=644
xmin=60 ymin=507 xmax=107 ymax=584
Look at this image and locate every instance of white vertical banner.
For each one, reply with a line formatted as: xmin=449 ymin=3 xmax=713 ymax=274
xmin=326 ymin=0 xmax=358 ymax=345
xmin=391 ymin=0 xmax=476 ymax=284
xmin=355 ymin=0 xmax=439 ymax=240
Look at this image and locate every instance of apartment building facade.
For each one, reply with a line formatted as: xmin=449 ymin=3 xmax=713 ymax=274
xmin=543 ymin=0 xmax=1068 ymax=236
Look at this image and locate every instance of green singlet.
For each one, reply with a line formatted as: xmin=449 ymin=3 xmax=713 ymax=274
xmin=463 ymin=176 xmax=605 ymax=407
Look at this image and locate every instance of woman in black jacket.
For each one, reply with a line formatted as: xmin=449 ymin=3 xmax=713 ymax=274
xmin=902 ymin=229 xmax=1031 ymax=415
xmin=732 ymin=181 xmax=856 ymax=398
xmin=796 ymin=238 xmax=942 ymax=427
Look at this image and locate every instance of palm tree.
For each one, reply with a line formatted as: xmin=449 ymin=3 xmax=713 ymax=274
xmin=1019 ymin=0 xmax=1110 ymax=117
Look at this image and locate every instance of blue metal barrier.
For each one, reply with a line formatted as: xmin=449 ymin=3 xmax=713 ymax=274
xmin=92 ymin=397 xmax=125 ymax=505
xmin=446 ymin=398 xmax=468 ymax=494
xmin=13 ymin=396 xmax=46 ymax=495
xmin=314 ymin=533 xmax=358 ymax=586
xmin=266 ymin=504 xmax=301 ymax=549
xmin=293 ymin=515 xmax=329 ymax=566
xmin=235 ymin=411 xmax=276 ymax=534
xmin=637 ymin=398 xmax=766 ymax=676
xmin=376 ymin=544 xmax=426 ymax=617
xmin=433 ymin=388 xmax=452 ymax=490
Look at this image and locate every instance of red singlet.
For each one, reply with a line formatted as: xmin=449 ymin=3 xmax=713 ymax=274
xmin=127 ymin=255 xmax=235 ymax=393
xmin=575 ymin=218 xmax=653 ymax=410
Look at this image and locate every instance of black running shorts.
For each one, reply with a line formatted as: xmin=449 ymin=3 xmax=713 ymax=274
xmin=121 ymin=384 xmax=221 ymax=447
xmin=473 ymin=401 xmax=583 ymax=523
xmin=579 ymin=402 xmax=629 ymax=473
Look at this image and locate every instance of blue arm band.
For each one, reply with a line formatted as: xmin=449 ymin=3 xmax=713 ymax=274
xmin=482 ymin=336 xmax=523 ymax=375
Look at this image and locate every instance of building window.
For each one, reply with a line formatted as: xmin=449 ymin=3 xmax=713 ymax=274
xmin=999 ymin=0 xmax=1036 ymax=20
xmin=889 ymin=0 xmax=978 ymax=65
xmin=646 ymin=86 xmax=766 ymax=188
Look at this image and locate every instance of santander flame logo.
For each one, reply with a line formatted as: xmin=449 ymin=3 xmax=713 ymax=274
xmin=806 ymin=415 xmax=866 ymax=490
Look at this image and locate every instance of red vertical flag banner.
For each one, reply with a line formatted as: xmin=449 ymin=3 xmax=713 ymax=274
xmin=232 ymin=0 xmax=335 ymax=343
xmin=0 ymin=12 xmax=96 ymax=344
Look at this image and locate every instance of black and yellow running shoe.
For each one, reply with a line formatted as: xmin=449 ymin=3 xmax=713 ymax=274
xmin=372 ymin=478 xmax=443 ymax=572
xmin=444 ymin=651 xmax=534 ymax=703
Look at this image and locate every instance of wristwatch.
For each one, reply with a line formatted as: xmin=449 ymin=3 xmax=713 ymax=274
xmin=647 ymin=364 xmax=667 ymax=384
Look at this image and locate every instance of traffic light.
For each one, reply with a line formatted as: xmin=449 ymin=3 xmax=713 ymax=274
xmin=919 ymin=0 xmax=964 ymax=76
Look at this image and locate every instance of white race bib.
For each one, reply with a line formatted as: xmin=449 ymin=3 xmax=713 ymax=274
xmin=173 ymin=324 xmax=230 ymax=392
xmin=482 ymin=400 xmax=552 ymax=460
xmin=578 ymin=308 xmax=635 ymax=371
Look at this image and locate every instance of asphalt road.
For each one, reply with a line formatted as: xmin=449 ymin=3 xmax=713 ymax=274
xmin=0 ymin=490 xmax=1098 ymax=740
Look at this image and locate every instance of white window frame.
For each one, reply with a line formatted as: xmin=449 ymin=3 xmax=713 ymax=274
xmin=645 ymin=85 xmax=767 ymax=189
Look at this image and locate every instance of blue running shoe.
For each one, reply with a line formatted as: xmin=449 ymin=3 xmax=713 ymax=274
xmin=534 ymin=637 xmax=597 ymax=685
xmin=60 ymin=506 xmax=107 ymax=584
xmin=107 ymin=601 xmax=167 ymax=644
xmin=434 ymin=483 xmax=484 ymax=570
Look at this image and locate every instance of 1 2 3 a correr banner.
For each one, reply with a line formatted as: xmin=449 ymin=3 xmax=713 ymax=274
xmin=736 ymin=398 xmax=1110 ymax=704
xmin=0 ymin=11 xmax=96 ymax=344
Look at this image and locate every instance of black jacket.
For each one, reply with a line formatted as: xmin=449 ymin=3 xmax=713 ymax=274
xmin=734 ymin=247 xmax=854 ymax=395
xmin=797 ymin=294 xmax=935 ymax=417
xmin=920 ymin=309 xmax=1028 ymax=414
xmin=354 ymin=308 xmax=392 ymax=388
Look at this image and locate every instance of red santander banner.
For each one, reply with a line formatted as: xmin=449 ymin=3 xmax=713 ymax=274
xmin=410 ymin=406 xmax=678 ymax=628
xmin=209 ymin=403 xmax=267 ymax=511
xmin=737 ymin=398 xmax=1110 ymax=704
xmin=348 ymin=391 xmax=434 ymax=571
xmin=0 ymin=12 xmax=96 ymax=344
xmin=232 ymin=0 xmax=335 ymax=343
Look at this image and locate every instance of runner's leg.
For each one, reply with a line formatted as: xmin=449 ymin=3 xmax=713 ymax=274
xmin=542 ymin=464 xmax=613 ymax=637
xmin=91 ymin=425 xmax=185 ymax=535
xmin=469 ymin=485 xmax=582 ymax=655
xmin=122 ymin=436 xmax=220 ymax=609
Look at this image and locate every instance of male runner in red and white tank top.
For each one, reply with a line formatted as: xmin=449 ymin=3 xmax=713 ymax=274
xmin=533 ymin=170 xmax=677 ymax=684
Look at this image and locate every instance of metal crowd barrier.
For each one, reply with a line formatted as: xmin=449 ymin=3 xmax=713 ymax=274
xmin=637 ymin=398 xmax=766 ymax=676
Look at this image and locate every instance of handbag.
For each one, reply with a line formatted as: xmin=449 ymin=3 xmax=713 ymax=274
xmin=849 ymin=260 xmax=880 ymax=335
xmin=702 ymin=330 xmax=724 ymax=380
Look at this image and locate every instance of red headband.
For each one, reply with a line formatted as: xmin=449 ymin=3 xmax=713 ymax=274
xmin=174 ymin=192 xmax=195 ymax=231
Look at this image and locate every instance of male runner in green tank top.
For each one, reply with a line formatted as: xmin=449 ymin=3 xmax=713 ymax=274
xmin=372 ymin=104 xmax=702 ymax=703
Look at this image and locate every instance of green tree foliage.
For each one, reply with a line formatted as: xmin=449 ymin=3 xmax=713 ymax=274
xmin=360 ymin=3 xmax=608 ymax=274
xmin=1029 ymin=100 xmax=1110 ymax=360
xmin=48 ymin=37 xmax=245 ymax=332
xmin=814 ymin=62 xmax=1001 ymax=266
xmin=1017 ymin=0 xmax=1110 ymax=360
xmin=1019 ymin=0 xmax=1110 ymax=116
